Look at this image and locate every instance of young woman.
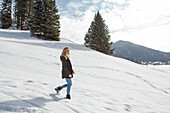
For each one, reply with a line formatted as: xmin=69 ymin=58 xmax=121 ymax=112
xmin=55 ymin=47 xmax=75 ymax=99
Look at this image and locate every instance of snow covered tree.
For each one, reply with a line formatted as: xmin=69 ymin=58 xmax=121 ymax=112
xmin=1 ymin=0 xmax=12 ymax=29
xmin=43 ymin=0 xmax=60 ymax=41
xmin=84 ymin=11 xmax=114 ymax=55
xmin=29 ymin=0 xmax=60 ymax=41
xmin=29 ymin=0 xmax=44 ymax=38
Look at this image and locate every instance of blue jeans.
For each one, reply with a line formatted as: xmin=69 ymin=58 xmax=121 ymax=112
xmin=61 ymin=78 xmax=72 ymax=95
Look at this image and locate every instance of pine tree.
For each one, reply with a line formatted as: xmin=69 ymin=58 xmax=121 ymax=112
xmin=14 ymin=0 xmax=20 ymax=29
xmin=84 ymin=11 xmax=114 ymax=55
xmin=1 ymin=0 xmax=12 ymax=29
xmin=29 ymin=0 xmax=44 ymax=38
xmin=14 ymin=0 xmax=26 ymax=29
xmin=26 ymin=0 xmax=36 ymax=30
xmin=43 ymin=0 xmax=60 ymax=41
xmin=27 ymin=0 xmax=36 ymax=19
xmin=29 ymin=0 xmax=60 ymax=41
xmin=14 ymin=0 xmax=34 ymax=30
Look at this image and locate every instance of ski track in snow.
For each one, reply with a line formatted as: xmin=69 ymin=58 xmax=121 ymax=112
xmin=75 ymin=65 xmax=169 ymax=95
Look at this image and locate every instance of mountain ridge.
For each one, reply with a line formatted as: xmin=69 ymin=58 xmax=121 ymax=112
xmin=112 ymin=40 xmax=170 ymax=65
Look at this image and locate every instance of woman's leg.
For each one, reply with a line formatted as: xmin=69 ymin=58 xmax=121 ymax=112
xmin=65 ymin=78 xmax=72 ymax=94
xmin=61 ymin=84 xmax=67 ymax=88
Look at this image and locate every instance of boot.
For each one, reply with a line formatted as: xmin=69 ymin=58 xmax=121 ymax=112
xmin=55 ymin=86 xmax=62 ymax=93
xmin=66 ymin=94 xmax=71 ymax=99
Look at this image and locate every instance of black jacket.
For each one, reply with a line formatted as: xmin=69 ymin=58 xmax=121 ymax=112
xmin=60 ymin=56 xmax=74 ymax=79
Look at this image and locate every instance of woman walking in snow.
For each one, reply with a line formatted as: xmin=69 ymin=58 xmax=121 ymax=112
xmin=55 ymin=47 xmax=75 ymax=99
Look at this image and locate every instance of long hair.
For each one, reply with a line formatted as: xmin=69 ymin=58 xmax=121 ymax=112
xmin=61 ymin=47 xmax=69 ymax=59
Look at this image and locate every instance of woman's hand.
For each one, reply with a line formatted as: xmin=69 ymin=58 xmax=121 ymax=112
xmin=69 ymin=74 xmax=72 ymax=78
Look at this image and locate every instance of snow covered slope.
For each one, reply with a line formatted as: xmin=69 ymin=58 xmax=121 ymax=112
xmin=0 ymin=29 xmax=170 ymax=113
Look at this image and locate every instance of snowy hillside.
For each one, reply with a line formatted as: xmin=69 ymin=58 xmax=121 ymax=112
xmin=0 ymin=29 xmax=170 ymax=113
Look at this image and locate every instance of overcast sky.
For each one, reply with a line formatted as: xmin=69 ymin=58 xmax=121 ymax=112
xmin=58 ymin=0 xmax=170 ymax=52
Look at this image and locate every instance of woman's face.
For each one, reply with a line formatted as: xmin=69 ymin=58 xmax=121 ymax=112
xmin=66 ymin=48 xmax=70 ymax=55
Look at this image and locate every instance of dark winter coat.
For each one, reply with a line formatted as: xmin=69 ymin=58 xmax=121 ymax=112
xmin=60 ymin=56 xmax=74 ymax=79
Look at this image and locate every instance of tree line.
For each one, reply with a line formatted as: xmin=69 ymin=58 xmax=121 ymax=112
xmin=0 ymin=0 xmax=60 ymax=41
xmin=0 ymin=0 xmax=114 ymax=55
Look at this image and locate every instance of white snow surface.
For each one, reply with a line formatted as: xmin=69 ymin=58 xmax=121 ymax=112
xmin=0 ymin=29 xmax=170 ymax=113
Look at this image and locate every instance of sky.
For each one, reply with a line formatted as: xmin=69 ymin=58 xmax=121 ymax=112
xmin=0 ymin=0 xmax=170 ymax=52
xmin=57 ymin=0 xmax=170 ymax=52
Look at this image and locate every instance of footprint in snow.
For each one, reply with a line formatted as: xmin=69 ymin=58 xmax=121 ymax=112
xmin=124 ymin=104 xmax=131 ymax=112
xmin=25 ymin=80 xmax=34 ymax=83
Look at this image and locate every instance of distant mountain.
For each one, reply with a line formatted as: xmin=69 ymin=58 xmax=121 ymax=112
xmin=112 ymin=40 xmax=170 ymax=65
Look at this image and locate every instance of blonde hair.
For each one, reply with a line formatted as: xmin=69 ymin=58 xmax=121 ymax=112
xmin=61 ymin=47 xmax=69 ymax=59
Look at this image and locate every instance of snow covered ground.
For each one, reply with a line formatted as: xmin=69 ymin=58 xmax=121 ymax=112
xmin=0 ymin=29 xmax=170 ymax=113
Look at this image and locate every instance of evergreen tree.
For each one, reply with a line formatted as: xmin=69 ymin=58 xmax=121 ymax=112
xmin=1 ymin=0 xmax=12 ymax=29
xmin=43 ymin=0 xmax=60 ymax=41
xmin=29 ymin=0 xmax=60 ymax=41
xmin=27 ymin=0 xmax=36 ymax=19
xmin=14 ymin=0 xmax=20 ymax=28
xmin=14 ymin=0 xmax=35 ymax=30
xmin=29 ymin=0 xmax=44 ymax=37
xmin=26 ymin=0 xmax=36 ymax=30
xmin=84 ymin=11 xmax=114 ymax=55
xmin=14 ymin=0 xmax=27 ymax=29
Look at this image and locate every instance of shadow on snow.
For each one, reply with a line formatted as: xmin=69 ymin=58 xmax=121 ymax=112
xmin=0 ymin=93 xmax=65 ymax=112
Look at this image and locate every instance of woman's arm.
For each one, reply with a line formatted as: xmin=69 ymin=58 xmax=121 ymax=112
xmin=60 ymin=56 xmax=70 ymax=76
xmin=68 ymin=58 xmax=74 ymax=75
